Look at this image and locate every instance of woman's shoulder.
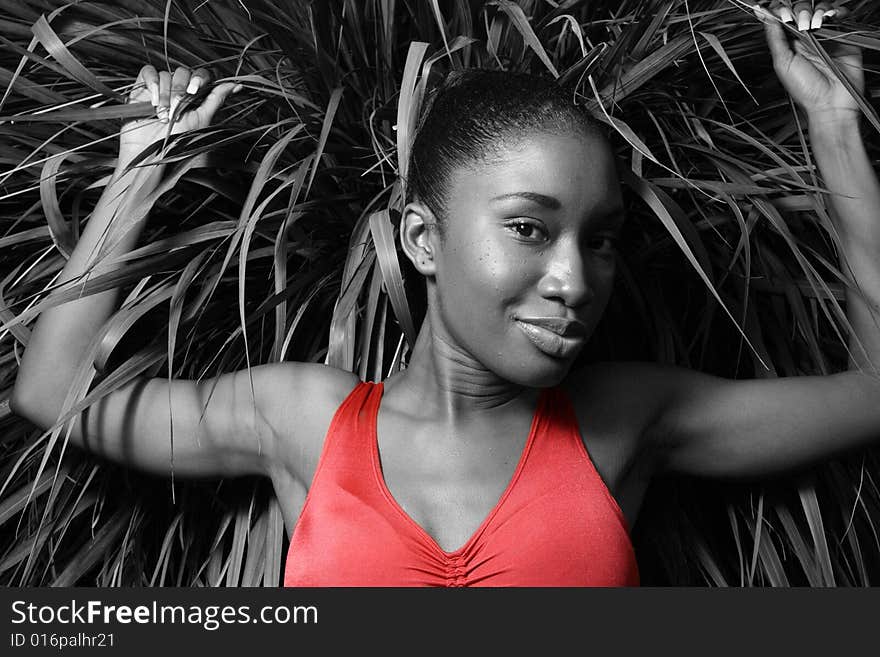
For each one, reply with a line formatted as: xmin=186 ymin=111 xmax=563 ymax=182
xmin=561 ymin=359 xmax=681 ymax=437
xmin=255 ymin=362 xmax=361 ymax=482
xmin=268 ymin=360 xmax=360 ymax=391
xmin=256 ymin=361 xmax=361 ymax=416
xmin=251 ymin=361 xmax=360 ymax=444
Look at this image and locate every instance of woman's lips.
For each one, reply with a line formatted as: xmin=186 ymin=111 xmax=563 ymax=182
xmin=514 ymin=317 xmax=587 ymax=359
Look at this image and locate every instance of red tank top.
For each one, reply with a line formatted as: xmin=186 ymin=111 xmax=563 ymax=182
xmin=283 ymin=381 xmax=639 ymax=586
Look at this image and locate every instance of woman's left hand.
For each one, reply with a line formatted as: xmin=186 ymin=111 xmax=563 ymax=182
xmin=755 ymin=2 xmax=863 ymax=123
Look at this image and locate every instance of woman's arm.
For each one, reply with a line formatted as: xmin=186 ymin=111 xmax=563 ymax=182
xmin=760 ymin=4 xmax=880 ymax=371
xmin=810 ymin=117 xmax=880 ymax=371
xmin=9 ymin=66 xmax=340 ymax=479
xmin=636 ymin=5 xmax=880 ymax=479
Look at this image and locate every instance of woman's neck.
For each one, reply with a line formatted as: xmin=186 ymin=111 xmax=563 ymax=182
xmin=385 ymin=316 xmax=529 ymax=421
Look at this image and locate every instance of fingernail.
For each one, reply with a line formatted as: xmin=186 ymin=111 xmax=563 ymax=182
xmin=151 ymin=87 xmax=159 ymax=106
xmin=232 ymin=83 xmax=243 ymax=94
xmin=797 ymin=9 xmax=811 ymax=31
xmin=824 ymin=9 xmax=837 ymax=19
xmin=780 ymin=7 xmax=794 ymax=23
xmin=186 ymin=78 xmax=201 ymax=95
xmin=811 ymin=12 xmax=823 ymax=29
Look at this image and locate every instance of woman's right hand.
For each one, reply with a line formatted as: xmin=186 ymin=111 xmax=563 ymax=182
xmin=119 ymin=65 xmax=241 ymax=165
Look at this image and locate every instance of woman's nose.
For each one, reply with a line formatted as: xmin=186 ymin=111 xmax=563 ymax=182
xmin=536 ymin=244 xmax=595 ymax=308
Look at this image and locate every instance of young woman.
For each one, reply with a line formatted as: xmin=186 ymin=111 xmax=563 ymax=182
xmin=10 ymin=5 xmax=880 ymax=585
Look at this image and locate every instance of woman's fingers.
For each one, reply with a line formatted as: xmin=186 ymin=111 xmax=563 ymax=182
xmin=196 ymin=81 xmax=241 ymax=124
xmin=791 ymin=2 xmax=811 ymax=30
xmin=144 ymin=66 xmax=159 ymax=106
xmin=128 ymin=63 xmax=235 ymax=126
xmin=762 ymin=11 xmax=795 ymax=72
xmin=129 ymin=64 xmax=159 ymax=105
xmin=187 ymin=67 xmax=211 ymax=95
xmin=813 ymin=3 xmax=832 ymax=29
xmin=169 ymin=67 xmax=191 ymax=122
xmin=157 ymin=70 xmax=172 ymax=122
xmin=759 ymin=2 xmax=849 ymax=31
xmin=768 ymin=1 xmax=795 ymax=24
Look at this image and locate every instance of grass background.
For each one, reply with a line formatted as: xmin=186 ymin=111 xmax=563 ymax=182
xmin=1 ymin=0 xmax=880 ymax=586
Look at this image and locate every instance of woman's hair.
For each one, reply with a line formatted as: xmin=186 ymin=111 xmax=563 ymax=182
xmin=405 ymin=68 xmax=606 ymax=227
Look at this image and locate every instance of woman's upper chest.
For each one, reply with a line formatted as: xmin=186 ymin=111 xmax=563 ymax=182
xmin=373 ymin=382 xmax=648 ymax=551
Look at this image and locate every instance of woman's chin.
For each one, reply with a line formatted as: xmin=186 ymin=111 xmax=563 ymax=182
xmin=497 ymin=354 xmax=577 ymax=389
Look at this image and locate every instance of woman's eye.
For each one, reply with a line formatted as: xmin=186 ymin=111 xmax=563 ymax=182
xmin=508 ymin=221 xmax=546 ymax=241
xmin=589 ymin=236 xmax=619 ymax=253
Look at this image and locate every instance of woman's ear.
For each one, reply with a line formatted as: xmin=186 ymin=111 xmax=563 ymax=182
xmin=400 ymin=201 xmax=438 ymax=276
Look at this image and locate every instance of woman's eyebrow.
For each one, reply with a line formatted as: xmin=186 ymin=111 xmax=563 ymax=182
xmin=489 ymin=191 xmax=561 ymax=210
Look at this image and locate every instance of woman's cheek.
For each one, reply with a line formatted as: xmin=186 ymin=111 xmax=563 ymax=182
xmin=481 ymin=239 xmax=535 ymax=289
xmin=591 ymin=260 xmax=617 ymax=310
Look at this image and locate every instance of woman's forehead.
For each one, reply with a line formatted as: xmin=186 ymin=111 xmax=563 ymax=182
xmin=448 ymin=131 xmax=623 ymax=211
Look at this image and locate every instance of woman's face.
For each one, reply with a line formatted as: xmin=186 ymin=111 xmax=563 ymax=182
xmin=417 ymin=130 xmax=625 ymax=388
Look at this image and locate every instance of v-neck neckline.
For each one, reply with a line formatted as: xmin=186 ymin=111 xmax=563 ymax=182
xmin=369 ymin=382 xmax=548 ymax=557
